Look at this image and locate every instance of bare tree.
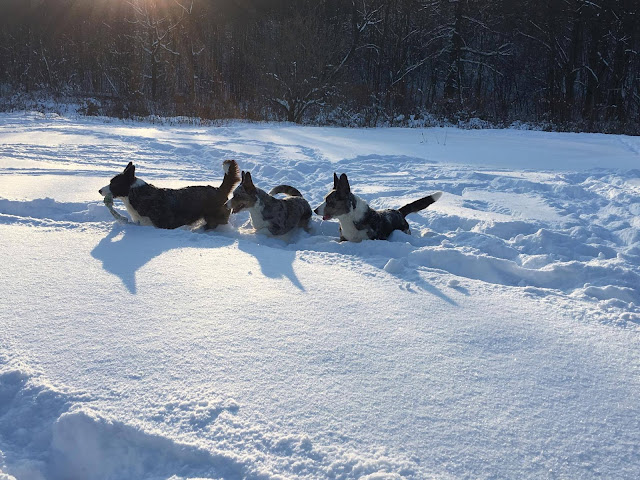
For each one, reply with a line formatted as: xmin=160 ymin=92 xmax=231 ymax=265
xmin=126 ymin=0 xmax=193 ymax=101
xmin=0 ymin=0 xmax=638 ymax=132
xmin=261 ymin=0 xmax=381 ymax=123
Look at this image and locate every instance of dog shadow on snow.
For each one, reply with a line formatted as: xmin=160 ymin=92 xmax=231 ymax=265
xmin=91 ymin=221 xmax=456 ymax=303
xmin=90 ymin=224 xmax=235 ymax=294
xmin=235 ymin=220 xmax=457 ymax=304
xmin=90 ymin=223 xmax=303 ymax=294
xmin=309 ymin=220 xmax=458 ymax=305
xmin=235 ymin=236 xmax=306 ymax=292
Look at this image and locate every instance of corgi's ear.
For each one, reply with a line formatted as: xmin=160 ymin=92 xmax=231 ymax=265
xmin=338 ymin=173 xmax=350 ymax=193
xmin=244 ymin=171 xmax=256 ymax=192
xmin=333 ymin=172 xmax=339 ymax=189
xmin=124 ymin=162 xmax=135 ymax=177
xmin=241 ymin=171 xmax=245 ymax=182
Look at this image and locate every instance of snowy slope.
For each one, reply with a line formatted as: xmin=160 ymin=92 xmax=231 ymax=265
xmin=1 ymin=112 xmax=639 ymax=480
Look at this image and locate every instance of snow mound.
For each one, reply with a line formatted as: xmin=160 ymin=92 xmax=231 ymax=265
xmin=0 ymin=360 xmax=242 ymax=480
xmin=0 ymin=358 xmax=420 ymax=480
xmin=51 ymin=409 xmax=243 ymax=480
xmin=383 ymin=258 xmax=406 ymax=274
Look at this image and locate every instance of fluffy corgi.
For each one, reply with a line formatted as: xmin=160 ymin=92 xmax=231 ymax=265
xmin=99 ymin=160 xmax=240 ymax=229
xmin=314 ymin=173 xmax=442 ymax=241
xmin=226 ymin=171 xmax=312 ymax=236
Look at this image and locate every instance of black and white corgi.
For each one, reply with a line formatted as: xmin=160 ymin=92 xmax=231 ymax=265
xmin=314 ymin=173 xmax=442 ymax=242
xmin=98 ymin=160 xmax=240 ymax=229
xmin=226 ymin=171 xmax=312 ymax=236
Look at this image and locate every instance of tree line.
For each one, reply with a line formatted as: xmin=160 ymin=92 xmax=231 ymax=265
xmin=1 ymin=0 xmax=638 ymax=133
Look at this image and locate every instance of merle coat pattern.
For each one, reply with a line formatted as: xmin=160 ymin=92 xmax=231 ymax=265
xmin=314 ymin=173 xmax=442 ymax=242
xmin=226 ymin=171 xmax=312 ymax=236
xmin=99 ymin=160 xmax=240 ymax=229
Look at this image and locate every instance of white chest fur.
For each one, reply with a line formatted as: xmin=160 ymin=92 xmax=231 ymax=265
xmin=122 ymin=197 xmax=154 ymax=226
xmin=248 ymin=200 xmax=270 ymax=231
xmin=337 ymin=217 xmax=370 ymax=242
xmin=337 ymin=195 xmax=370 ymax=242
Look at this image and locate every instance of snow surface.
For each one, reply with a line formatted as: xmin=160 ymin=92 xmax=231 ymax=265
xmin=1 ymin=111 xmax=639 ymax=480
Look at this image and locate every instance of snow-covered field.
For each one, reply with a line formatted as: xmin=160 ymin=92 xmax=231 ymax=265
xmin=1 ymin=112 xmax=639 ymax=480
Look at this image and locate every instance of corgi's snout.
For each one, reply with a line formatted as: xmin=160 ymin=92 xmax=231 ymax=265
xmin=99 ymin=185 xmax=111 ymax=197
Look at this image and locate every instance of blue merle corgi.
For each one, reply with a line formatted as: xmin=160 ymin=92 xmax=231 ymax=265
xmin=226 ymin=171 xmax=312 ymax=236
xmin=98 ymin=160 xmax=240 ymax=229
xmin=314 ymin=173 xmax=442 ymax=242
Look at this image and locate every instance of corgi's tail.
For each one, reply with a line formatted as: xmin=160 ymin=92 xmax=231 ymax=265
xmin=268 ymin=185 xmax=304 ymax=197
xmin=219 ymin=160 xmax=240 ymax=198
xmin=398 ymin=191 xmax=442 ymax=217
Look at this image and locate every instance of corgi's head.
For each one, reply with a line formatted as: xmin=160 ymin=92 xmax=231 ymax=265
xmin=226 ymin=171 xmax=259 ymax=214
xmin=99 ymin=162 xmax=137 ymax=198
xmin=314 ymin=173 xmax=355 ymax=220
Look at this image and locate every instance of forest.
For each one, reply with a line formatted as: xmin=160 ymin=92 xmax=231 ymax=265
xmin=0 ymin=0 xmax=638 ymax=133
